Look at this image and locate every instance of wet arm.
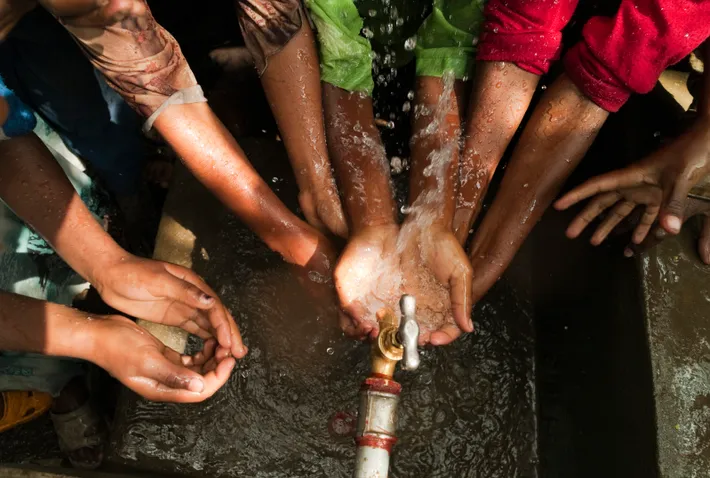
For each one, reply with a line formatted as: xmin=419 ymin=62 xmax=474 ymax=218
xmin=322 ymin=85 xmax=397 ymax=233
xmin=153 ymin=103 xmax=327 ymax=266
xmin=407 ymin=76 xmax=466 ymax=228
xmin=468 ymin=74 xmax=608 ymax=303
xmin=0 ymin=290 xmax=95 ymax=360
xmin=0 ymin=134 xmax=126 ymax=283
xmin=453 ymin=62 xmax=539 ymax=243
xmin=258 ymin=21 xmax=347 ymax=236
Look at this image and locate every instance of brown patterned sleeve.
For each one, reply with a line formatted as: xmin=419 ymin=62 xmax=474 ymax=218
xmin=62 ymin=1 xmax=198 ymax=118
xmin=234 ymin=0 xmax=303 ymax=75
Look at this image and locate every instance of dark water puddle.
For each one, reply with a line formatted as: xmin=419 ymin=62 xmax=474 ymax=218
xmin=109 ymin=203 xmax=537 ymax=477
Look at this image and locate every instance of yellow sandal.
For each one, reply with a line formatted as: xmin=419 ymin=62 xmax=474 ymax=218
xmin=0 ymin=390 xmax=53 ymax=433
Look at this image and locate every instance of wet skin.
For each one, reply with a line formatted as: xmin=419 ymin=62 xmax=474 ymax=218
xmin=454 ymin=62 xmax=540 ymax=245
xmin=554 ymin=41 xmax=710 ymax=264
xmin=402 ymin=75 xmax=473 ymax=345
xmin=0 ymin=133 xmax=246 ymax=357
xmin=258 ymin=21 xmax=348 ymax=238
xmin=322 ymin=85 xmax=399 ymax=338
xmin=0 ymin=290 xmax=236 ymax=402
xmin=467 ymin=73 xmax=608 ymax=305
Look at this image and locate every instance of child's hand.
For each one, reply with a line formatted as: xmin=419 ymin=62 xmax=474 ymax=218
xmin=89 ymin=315 xmax=235 ymax=403
xmin=558 ymin=184 xmax=663 ymax=246
xmin=92 ymin=255 xmax=246 ymax=359
xmin=399 ymin=223 xmax=473 ymax=346
xmin=334 ymin=225 xmax=401 ymax=340
xmin=555 ymin=116 xmax=710 ymax=237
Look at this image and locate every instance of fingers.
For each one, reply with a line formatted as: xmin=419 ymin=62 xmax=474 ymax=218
xmin=660 ymin=177 xmax=694 ymax=234
xmin=555 ymin=168 xmax=645 ymax=210
xmin=162 ymin=263 xmax=216 ymax=309
xmin=224 ymin=309 xmax=247 ymax=359
xmin=699 ymin=216 xmax=710 ymax=265
xmin=338 ymin=309 xmax=373 ymax=340
xmin=449 ymin=263 xmax=474 ymax=333
xmin=631 ymin=204 xmax=660 ymax=244
xmin=430 ymin=324 xmax=462 ymax=346
xmin=131 ymin=355 xmax=236 ymax=403
xmin=163 ymin=263 xmax=238 ymax=353
xmin=590 ymin=200 xmax=636 ymax=245
xmin=565 ymin=192 xmax=621 ymax=238
xmin=624 ymin=226 xmax=667 ymax=258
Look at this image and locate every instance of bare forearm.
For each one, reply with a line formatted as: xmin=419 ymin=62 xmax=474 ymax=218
xmin=153 ymin=103 xmax=320 ymax=265
xmin=0 ymin=291 xmax=94 ymax=360
xmin=457 ymin=62 xmax=539 ymax=224
xmin=260 ymin=23 xmax=332 ymax=192
xmin=469 ymin=74 xmax=609 ymax=299
xmin=408 ymin=76 xmax=465 ymax=228
xmin=322 ymin=84 xmax=396 ymax=232
xmin=0 ymin=134 xmax=125 ymax=283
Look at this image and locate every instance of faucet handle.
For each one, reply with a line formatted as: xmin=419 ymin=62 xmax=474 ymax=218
xmin=398 ymin=295 xmax=420 ymax=371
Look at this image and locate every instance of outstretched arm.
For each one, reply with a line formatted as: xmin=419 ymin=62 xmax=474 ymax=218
xmin=254 ymin=13 xmax=347 ymax=237
xmin=453 ymin=62 xmax=540 ymax=244
xmin=468 ymin=74 xmax=608 ymax=303
xmin=0 ymin=290 xmax=235 ymax=403
xmin=399 ymin=75 xmax=473 ymax=345
xmin=0 ymin=133 xmax=245 ymax=357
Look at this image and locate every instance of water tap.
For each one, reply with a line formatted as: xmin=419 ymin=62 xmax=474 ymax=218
xmin=397 ymin=295 xmax=420 ymax=371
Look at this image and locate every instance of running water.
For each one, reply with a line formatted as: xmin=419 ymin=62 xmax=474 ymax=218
xmin=108 ymin=208 xmax=536 ymax=478
xmin=395 ymin=71 xmax=462 ymax=332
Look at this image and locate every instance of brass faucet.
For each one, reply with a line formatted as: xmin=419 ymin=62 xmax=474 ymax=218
xmin=370 ymin=295 xmax=420 ymax=379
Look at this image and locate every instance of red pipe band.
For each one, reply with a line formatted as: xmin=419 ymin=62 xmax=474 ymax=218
xmin=355 ymin=435 xmax=398 ymax=453
xmin=360 ymin=377 xmax=402 ymax=395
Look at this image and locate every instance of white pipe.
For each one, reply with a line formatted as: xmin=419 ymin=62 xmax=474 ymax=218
xmin=354 ymin=446 xmax=390 ymax=477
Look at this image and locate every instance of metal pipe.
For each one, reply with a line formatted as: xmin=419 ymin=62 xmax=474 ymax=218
xmin=353 ymin=296 xmax=420 ymax=478
xmin=353 ymin=379 xmax=401 ymax=478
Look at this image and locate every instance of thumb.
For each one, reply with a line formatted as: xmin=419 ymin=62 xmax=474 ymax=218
xmin=449 ymin=262 xmax=474 ymax=333
xmin=162 ymin=273 xmax=216 ymax=311
xmin=660 ymin=177 xmax=693 ymax=234
xmin=149 ymin=357 xmax=206 ymax=393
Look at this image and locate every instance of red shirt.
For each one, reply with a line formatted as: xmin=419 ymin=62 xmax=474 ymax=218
xmin=477 ymin=0 xmax=710 ymax=112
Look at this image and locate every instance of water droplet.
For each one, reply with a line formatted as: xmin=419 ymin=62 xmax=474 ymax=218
xmin=396 ymin=17 xmax=404 ymax=26
xmin=471 ymin=36 xmax=479 ymax=46
xmin=368 ymin=9 xmax=377 ymax=17
xmin=401 ymin=205 xmax=411 ymax=214
xmin=326 ymin=347 xmax=335 ymax=355
xmin=404 ymin=37 xmax=417 ymax=51
xmin=271 ymin=177 xmax=279 ymax=183
xmin=402 ymin=101 xmax=411 ymax=112
xmin=684 ymin=33 xmax=689 ymax=39
xmin=653 ymin=131 xmax=660 ymax=138
xmin=390 ymin=156 xmax=403 ymax=174
xmin=386 ymin=23 xmax=394 ymax=34
xmin=523 ymin=183 xmax=529 ymax=188
xmin=407 ymin=90 xmax=415 ymax=100
xmin=493 ymin=27 xmax=499 ymax=33
xmin=386 ymin=121 xmax=395 ymax=129
xmin=541 ymin=85 xmax=547 ymax=90
xmin=362 ymin=27 xmax=374 ymax=39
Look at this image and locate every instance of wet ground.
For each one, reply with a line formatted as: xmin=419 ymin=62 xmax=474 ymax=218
xmin=106 ymin=139 xmax=537 ymax=477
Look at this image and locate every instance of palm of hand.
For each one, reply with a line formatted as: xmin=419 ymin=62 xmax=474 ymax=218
xmin=334 ymin=225 xmax=402 ymax=338
xmin=96 ymin=316 xmax=233 ymax=403
xmin=399 ymin=226 xmax=472 ymax=345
